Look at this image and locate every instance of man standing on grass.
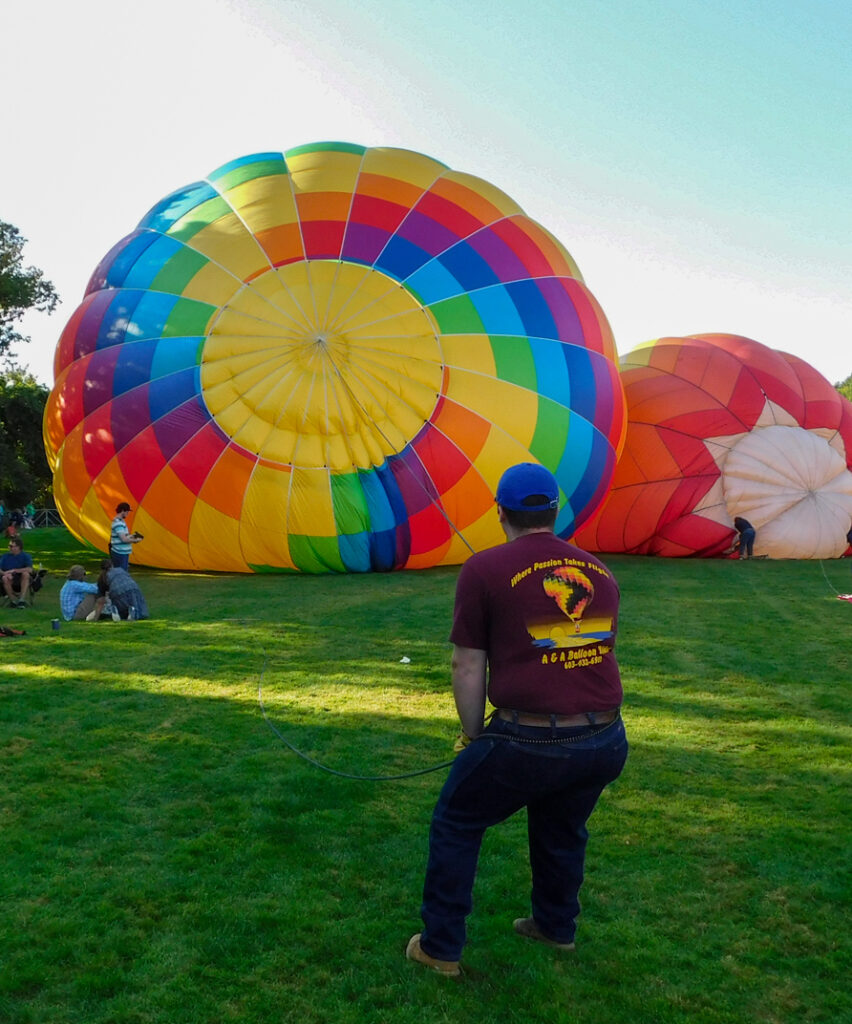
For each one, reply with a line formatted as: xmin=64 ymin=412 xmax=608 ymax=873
xmin=407 ymin=463 xmax=628 ymax=977
xmin=110 ymin=502 xmax=143 ymax=571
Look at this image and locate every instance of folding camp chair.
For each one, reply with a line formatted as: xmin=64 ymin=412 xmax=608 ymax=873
xmin=1 ymin=568 xmax=47 ymax=608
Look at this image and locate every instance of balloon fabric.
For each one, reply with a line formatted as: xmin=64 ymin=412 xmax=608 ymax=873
xmin=45 ymin=143 xmax=625 ymax=573
xmin=574 ymin=334 xmax=852 ymax=560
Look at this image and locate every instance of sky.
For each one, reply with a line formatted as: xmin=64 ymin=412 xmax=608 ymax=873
xmin=2 ymin=0 xmax=850 ymax=387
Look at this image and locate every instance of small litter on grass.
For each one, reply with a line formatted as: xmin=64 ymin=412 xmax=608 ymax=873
xmin=399 ymin=656 xmax=411 ymax=664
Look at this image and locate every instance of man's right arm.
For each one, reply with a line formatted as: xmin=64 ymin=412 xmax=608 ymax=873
xmin=2 ymin=560 xmax=29 ymax=576
xmin=451 ymin=645 xmax=488 ymax=739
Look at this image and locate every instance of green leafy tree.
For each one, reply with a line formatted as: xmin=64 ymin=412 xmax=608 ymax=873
xmin=835 ymin=372 xmax=852 ymax=402
xmin=0 ymin=220 xmax=59 ymax=359
xmin=0 ymin=368 xmax=52 ymax=507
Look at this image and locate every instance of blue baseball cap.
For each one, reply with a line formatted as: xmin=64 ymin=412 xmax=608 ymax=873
xmin=496 ymin=463 xmax=559 ymax=512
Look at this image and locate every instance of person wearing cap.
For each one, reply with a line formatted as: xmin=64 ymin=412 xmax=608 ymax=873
xmin=109 ymin=502 xmax=142 ymax=571
xmin=59 ymin=565 xmax=103 ymax=621
xmin=407 ymin=462 xmax=628 ymax=976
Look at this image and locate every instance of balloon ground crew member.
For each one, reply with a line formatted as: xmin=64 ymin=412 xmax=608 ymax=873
xmin=407 ymin=463 xmax=628 ymax=976
xmin=733 ymin=516 xmax=756 ymax=559
xmin=109 ymin=502 xmax=143 ymax=571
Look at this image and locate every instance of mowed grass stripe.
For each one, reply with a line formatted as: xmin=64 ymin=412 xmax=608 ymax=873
xmin=0 ymin=530 xmax=849 ymax=1024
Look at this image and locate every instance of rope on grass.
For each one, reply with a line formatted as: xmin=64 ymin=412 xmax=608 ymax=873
xmin=819 ymin=559 xmax=852 ymax=601
xmin=257 ymin=672 xmax=455 ymax=782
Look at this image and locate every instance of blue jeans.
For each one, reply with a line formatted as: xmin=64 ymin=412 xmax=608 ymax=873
xmin=111 ymin=550 xmax=130 ymax=571
xmin=738 ymin=528 xmax=755 ymax=558
xmin=419 ymin=714 xmax=628 ymax=961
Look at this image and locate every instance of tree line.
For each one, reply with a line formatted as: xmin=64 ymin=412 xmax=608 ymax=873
xmin=1 ymin=221 xmax=57 ymax=507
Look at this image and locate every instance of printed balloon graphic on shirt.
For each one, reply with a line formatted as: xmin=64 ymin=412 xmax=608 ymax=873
xmin=543 ymin=566 xmax=594 ymax=621
xmin=529 ymin=561 xmax=613 ymax=649
xmin=44 ymin=143 xmax=626 ymax=572
xmin=573 ymin=334 xmax=852 ymax=559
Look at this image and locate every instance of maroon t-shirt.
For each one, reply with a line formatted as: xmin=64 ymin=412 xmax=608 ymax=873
xmin=450 ymin=532 xmax=623 ymax=715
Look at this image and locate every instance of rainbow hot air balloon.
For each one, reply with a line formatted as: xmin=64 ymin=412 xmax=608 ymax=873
xmin=43 ymin=141 xmax=626 ymax=573
xmin=574 ymin=334 xmax=852 ymax=560
xmin=44 ymin=143 xmax=626 ymax=573
xmin=542 ymin=566 xmax=595 ymax=621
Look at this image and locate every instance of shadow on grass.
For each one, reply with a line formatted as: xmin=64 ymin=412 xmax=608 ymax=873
xmin=2 ymin=673 xmax=848 ymax=1024
xmin=1 ymin=540 xmax=850 ymax=1022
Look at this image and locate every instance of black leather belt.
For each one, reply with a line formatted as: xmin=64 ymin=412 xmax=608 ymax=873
xmin=496 ymin=708 xmax=619 ymax=727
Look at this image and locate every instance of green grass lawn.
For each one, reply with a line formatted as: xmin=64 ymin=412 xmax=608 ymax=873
xmin=1 ymin=529 xmax=849 ymax=1024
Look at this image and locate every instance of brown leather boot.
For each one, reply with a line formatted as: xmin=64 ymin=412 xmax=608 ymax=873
xmin=513 ymin=917 xmax=575 ymax=950
xmin=405 ymin=933 xmax=461 ymax=976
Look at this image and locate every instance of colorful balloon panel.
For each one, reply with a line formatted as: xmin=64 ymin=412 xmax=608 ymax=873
xmin=45 ymin=143 xmax=626 ymax=572
xmin=574 ymin=334 xmax=852 ymax=559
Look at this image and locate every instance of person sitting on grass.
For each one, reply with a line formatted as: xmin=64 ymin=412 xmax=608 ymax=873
xmin=1 ymin=537 xmax=34 ymax=607
xmin=60 ymin=565 xmax=104 ymax=621
xmin=96 ymin=560 xmax=149 ymax=621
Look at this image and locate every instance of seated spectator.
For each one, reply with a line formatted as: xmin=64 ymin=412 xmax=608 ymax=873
xmin=1 ymin=538 xmax=34 ymax=607
xmin=97 ymin=560 xmax=149 ymax=621
xmin=60 ymin=565 xmax=103 ymax=621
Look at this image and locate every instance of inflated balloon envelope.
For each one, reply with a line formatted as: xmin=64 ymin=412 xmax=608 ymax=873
xmin=574 ymin=334 xmax=852 ymax=560
xmin=45 ymin=142 xmax=626 ymax=573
